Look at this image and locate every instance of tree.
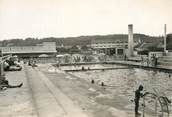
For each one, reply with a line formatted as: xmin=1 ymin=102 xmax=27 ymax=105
xmin=56 ymin=47 xmax=69 ymax=53
xmin=167 ymin=34 xmax=172 ymax=50
xmin=81 ymin=45 xmax=88 ymax=50
xmin=70 ymin=45 xmax=80 ymax=53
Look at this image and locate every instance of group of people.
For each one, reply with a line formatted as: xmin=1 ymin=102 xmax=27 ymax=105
xmin=150 ymin=54 xmax=158 ymax=67
xmin=141 ymin=54 xmax=158 ymax=67
xmin=72 ymin=55 xmax=92 ymax=63
xmin=57 ymin=55 xmax=93 ymax=64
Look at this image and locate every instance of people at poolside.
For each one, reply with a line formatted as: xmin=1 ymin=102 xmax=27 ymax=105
xmin=124 ymin=54 xmax=127 ymax=61
xmin=150 ymin=54 xmax=159 ymax=67
xmin=155 ymin=55 xmax=158 ymax=67
xmin=150 ymin=54 xmax=154 ymax=66
xmin=141 ymin=56 xmax=144 ymax=65
xmin=146 ymin=55 xmax=149 ymax=66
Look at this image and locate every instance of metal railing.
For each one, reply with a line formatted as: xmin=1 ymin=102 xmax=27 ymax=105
xmin=142 ymin=91 xmax=171 ymax=117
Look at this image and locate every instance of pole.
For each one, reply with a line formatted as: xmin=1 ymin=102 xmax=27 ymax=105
xmin=155 ymin=98 xmax=157 ymax=116
xmin=0 ymin=49 xmax=4 ymax=83
xmin=142 ymin=96 xmax=145 ymax=117
xmin=164 ymin=24 xmax=167 ymax=54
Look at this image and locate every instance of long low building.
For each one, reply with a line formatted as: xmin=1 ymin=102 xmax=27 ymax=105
xmin=0 ymin=42 xmax=57 ymax=58
xmin=91 ymin=38 xmax=126 ymax=56
xmin=91 ymin=36 xmax=138 ymax=56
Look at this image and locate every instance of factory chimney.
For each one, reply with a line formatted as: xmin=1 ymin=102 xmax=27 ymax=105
xmin=128 ymin=24 xmax=134 ymax=57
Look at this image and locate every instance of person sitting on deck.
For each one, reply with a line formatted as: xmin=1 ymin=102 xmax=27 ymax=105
xmin=0 ymin=74 xmax=23 ymax=90
xmin=134 ymin=85 xmax=149 ymax=116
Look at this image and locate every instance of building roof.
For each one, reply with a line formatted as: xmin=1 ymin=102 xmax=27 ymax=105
xmin=136 ymin=41 xmax=163 ymax=51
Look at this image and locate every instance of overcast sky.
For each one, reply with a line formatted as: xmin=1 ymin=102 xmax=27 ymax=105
xmin=0 ymin=0 xmax=171 ymax=40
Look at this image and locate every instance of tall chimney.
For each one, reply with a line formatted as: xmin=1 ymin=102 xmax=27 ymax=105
xmin=128 ymin=24 xmax=134 ymax=57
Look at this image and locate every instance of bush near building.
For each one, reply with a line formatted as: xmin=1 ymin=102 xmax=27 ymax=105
xmin=167 ymin=34 xmax=172 ymax=50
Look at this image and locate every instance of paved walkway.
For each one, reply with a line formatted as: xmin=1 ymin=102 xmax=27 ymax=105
xmin=0 ymin=65 xmax=37 ymax=117
xmin=25 ymin=65 xmax=89 ymax=117
xmin=0 ymin=64 xmax=90 ymax=117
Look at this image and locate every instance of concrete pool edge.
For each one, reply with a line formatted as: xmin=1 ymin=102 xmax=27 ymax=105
xmin=52 ymin=61 xmax=172 ymax=73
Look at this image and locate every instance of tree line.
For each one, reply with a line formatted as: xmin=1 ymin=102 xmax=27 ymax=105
xmin=0 ymin=34 xmax=164 ymax=47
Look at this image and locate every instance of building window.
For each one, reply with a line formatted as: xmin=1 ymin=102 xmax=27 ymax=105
xmin=110 ymin=48 xmax=116 ymax=55
xmin=117 ymin=49 xmax=124 ymax=55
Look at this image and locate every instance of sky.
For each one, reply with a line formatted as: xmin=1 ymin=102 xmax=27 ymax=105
xmin=0 ymin=0 xmax=172 ymax=40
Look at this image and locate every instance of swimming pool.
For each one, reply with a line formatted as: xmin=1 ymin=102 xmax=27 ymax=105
xmin=61 ymin=64 xmax=172 ymax=115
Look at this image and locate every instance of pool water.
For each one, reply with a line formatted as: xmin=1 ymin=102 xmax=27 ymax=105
xmin=65 ymin=65 xmax=172 ymax=95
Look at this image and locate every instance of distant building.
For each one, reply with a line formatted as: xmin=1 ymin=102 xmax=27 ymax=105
xmin=0 ymin=42 xmax=57 ymax=58
xmin=91 ymin=38 xmax=127 ymax=55
xmin=91 ymin=37 xmax=137 ymax=56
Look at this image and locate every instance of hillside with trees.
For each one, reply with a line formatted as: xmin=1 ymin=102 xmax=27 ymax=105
xmin=0 ymin=34 xmax=163 ymax=47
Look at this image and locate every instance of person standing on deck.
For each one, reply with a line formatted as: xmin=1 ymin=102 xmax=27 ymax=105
xmin=135 ymin=85 xmax=148 ymax=115
xmin=146 ymin=55 xmax=149 ymax=66
xmin=141 ymin=56 xmax=144 ymax=65
xmin=155 ymin=55 xmax=158 ymax=67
